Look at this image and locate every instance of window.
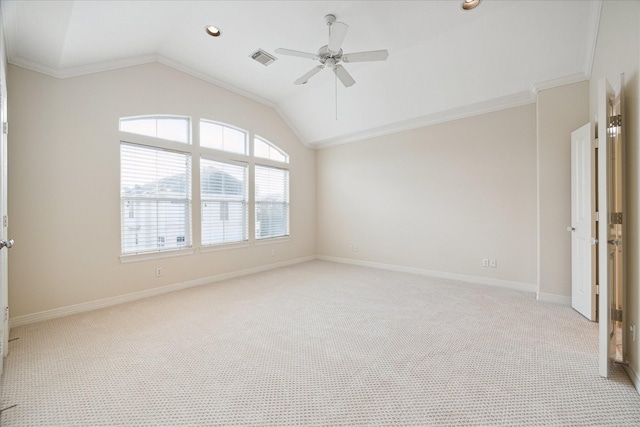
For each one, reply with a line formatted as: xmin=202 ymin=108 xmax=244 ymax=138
xmin=120 ymin=116 xmax=190 ymax=144
xmin=120 ymin=114 xmax=290 ymax=258
xmin=201 ymin=158 xmax=248 ymax=245
xmin=255 ymin=165 xmax=289 ymax=239
xmin=200 ymin=120 xmax=247 ymax=155
xmin=121 ymin=143 xmax=192 ymax=255
xmin=254 ymin=136 xmax=289 ymax=163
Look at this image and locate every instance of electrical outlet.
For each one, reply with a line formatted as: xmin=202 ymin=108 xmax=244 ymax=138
xmin=156 ymin=267 xmax=163 ymax=277
xmin=490 ymin=259 xmax=497 ymax=268
xmin=271 ymin=249 xmax=277 ymax=257
xmin=482 ymin=258 xmax=489 ymax=267
xmin=353 ymin=245 xmax=358 ymax=252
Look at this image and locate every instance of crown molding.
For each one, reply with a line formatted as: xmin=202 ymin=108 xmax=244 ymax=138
xmin=583 ymin=0 xmax=603 ymax=80
xmin=529 ymin=72 xmax=589 ymax=95
xmin=8 ymin=54 xmax=159 ymax=79
xmin=312 ymin=90 xmax=536 ymax=149
xmin=273 ymin=104 xmax=311 ymax=147
xmin=155 ymin=55 xmax=275 ymax=110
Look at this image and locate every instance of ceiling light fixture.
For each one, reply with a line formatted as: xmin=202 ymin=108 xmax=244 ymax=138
xmin=205 ymin=25 xmax=221 ymax=37
xmin=462 ymin=0 xmax=480 ymax=10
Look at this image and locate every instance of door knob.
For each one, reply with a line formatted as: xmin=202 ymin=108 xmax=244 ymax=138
xmin=0 ymin=239 xmax=14 ymax=249
xmin=567 ymin=226 xmax=575 ymax=232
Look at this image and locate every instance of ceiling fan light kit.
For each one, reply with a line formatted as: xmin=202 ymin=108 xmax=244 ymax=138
xmin=462 ymin=0 xmax=481 ymax=11
xmin=276 ymin=13 xmax=389 ymax=88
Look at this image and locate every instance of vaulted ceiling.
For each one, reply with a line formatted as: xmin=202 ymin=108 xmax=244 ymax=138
xmin=1 ymin=0 xmax=601 ymax=147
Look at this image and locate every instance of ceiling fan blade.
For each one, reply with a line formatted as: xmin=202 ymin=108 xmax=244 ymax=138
xmin=328 ymin=22 xmax=349 ymax=53
xmin=342 ymin=50 xmax=389 ymax=63
xmin=275 ymin=48 xmax=319 ymax=60
xmin=294 ymin=65 xmax=324 ymax=85
xmin=333 ymin=65 xmax=355 ymax=88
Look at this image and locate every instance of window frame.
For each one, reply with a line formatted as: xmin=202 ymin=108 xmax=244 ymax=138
xmin=119 ymin=115 xmax=290 ymax=263
xmin=200 ymin=156 xmax=250 ymax=248
xmin=119 ymin=115 xmax=192 ymax=144
xmin=120 ymin=141 xmax=193 ymax=258
xmin=254 ymin=163 xmax=290 ymax=241
xmin=199 ymin=119 xmax=248 ymax=155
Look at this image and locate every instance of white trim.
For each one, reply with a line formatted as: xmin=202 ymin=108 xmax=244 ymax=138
xmin=530 ymin=73 xmax=589 ymax=95
xmin=155 ymin=55 xmax=276 ymax=110
xmin=274 ymin=104 xmax=310 ymax=147
xmin=119 ymin=247 xmax=195 ymax=264
xmin=312 ymin=91 xmax=536 ymax=149
xmin=254 ymin=236 xmax=291 ymax=246
xmin=199 ymin=241 xmax=251 ymax=253
xmin=317 ymin=256 xmax=537 ymax=294
xmin=9 ymin=54 xmax=158 ymax=79
xmin=624 ymin=365 xmax=640 ymax=396
xmin=583 ymin=0 xmax=603 ymax=80
xmin=5 ymin=54 xmax=277 ymax=113
xmin=10 ymin=256 xmax=315 ymax=328
xmin=535 ymin=292 xmax=572 ymax=306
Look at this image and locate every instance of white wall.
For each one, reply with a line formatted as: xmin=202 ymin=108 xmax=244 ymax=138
xmin=317 ymin=104 xmax=538 ymax=289
xmin=7 ymin=63 xmax=316 ymax=319
xmin=589 ymin=0 xmax=640 ymax=383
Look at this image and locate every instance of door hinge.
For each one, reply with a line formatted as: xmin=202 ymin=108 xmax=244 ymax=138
xmin=611 ymin=212 xmax=623 ymax=225
xmin=3 ymin=215 xmax=7 ymax=228
xmin=608 ymin=114 xmax=622 ymax=128
xmin=595 ymin=138 xmax=599 ymax=149
xmin=611 ymin=308 xmax=623 ymax=322
xmin=3 ymin=307 xmax=7 ymax=322
xmin=596 ymin=284 xmax=599 ymax=295
xmin=595 ymin=211 xmax=599 ymax=222
xmin=2 ymin=122 xmax=6 ymax=135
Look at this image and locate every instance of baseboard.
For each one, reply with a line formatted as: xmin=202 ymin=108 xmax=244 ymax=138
xmin=317 ymin=256 xmax=537 ymax=294
xmin=624 ymin=365 xmax=640 ymax=396
xmin=536 ymin=292 xmax=572 ymax=306
xmin=9 ymin=256 xmax=316 ymax=328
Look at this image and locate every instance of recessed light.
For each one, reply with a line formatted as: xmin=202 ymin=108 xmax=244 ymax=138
xmin=205 ymin=25 xmax=221 ymax=37
xmin=462 ymin=0 xmax=480 ymax=10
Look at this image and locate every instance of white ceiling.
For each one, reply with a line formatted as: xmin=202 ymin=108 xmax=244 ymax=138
xmin=1 ymin=0 xmax=600 ymax=147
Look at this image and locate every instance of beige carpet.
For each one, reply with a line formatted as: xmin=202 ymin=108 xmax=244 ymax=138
xmin=1 ymin=260 xmax=639 ymax=426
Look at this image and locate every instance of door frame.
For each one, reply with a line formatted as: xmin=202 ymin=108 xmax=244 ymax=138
xmin=597 ymin=75 xmax=625 ymax=378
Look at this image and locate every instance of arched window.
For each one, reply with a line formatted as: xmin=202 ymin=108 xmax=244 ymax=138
xmin=200 ymin=120 xmax=247 ymax=155
xmin=120 ymin=115 xmax=290 ymax=259
xmin=120 ymin=115 xmax=190 ymax=144
xmin=254 ymin=136 xmax=289 ymax=163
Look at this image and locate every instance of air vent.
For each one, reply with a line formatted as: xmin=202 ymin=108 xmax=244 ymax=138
xmin=251 ymin=49 xmax=277 ymax=66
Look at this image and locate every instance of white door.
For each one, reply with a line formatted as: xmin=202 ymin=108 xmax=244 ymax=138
xmin=570 ymin=123 xmax=596 ymax=320
xmin=0 ymin=58 xmax=9 ymax=377
xmin=597 ymin=77 xmax=616 ymax=378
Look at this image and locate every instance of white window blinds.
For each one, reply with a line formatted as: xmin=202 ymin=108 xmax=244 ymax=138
xmin=201 ymin=158 xmax=248 ymax=245
xmin=255 ymin=165 xmax=289 ymax=239
xmin=121 ymin=143 xmax=192 ymax=255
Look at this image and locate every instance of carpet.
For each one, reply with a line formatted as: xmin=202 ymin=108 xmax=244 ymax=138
xmin=1 ymin=260 xmax=638 ymax=426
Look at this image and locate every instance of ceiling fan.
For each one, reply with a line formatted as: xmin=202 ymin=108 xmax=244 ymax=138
xmin=276 ymin=14 xmax=389 ymax=88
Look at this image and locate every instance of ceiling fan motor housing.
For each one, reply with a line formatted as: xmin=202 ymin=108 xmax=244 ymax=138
xmin=318 ymin=46 xmax=342 ymax=67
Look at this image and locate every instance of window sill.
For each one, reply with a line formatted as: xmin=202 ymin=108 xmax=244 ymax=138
xmin=119 ymin=247 xmax=195 ymax=264
xmin=200 ymin=241 xmax=251 ymax=253
xmin=254 ymin=236 xmax=291 ymax=246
